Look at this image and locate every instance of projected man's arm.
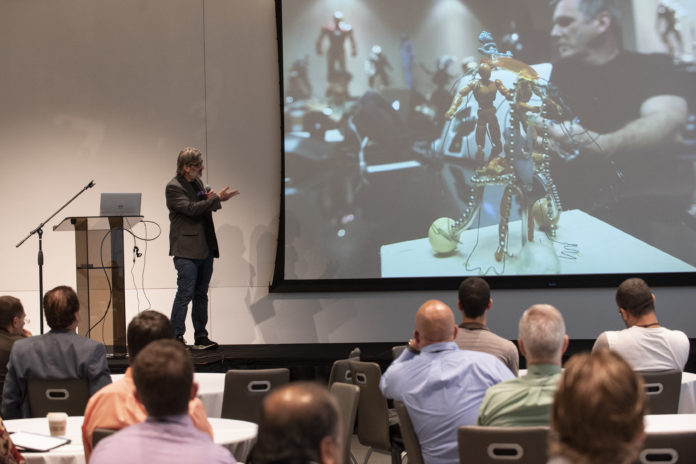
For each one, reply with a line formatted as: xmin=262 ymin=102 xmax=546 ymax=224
xmin=547 ymin=93 xmax=687 ymax=158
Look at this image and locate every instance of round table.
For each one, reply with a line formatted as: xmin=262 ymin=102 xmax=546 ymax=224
xmin=4 ymin=415 xmax=257 ymax=464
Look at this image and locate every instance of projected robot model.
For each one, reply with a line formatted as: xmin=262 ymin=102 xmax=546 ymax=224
xmin=366 ymin=45 xmax=392 ymax=89
xmin=316 ymin=11 xmax=357 ymax=97
xmin=430 ymin=36 xmax=565 ymax=264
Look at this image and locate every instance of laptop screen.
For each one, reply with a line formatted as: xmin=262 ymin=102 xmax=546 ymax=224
xmin=99 ymin=193 xmax=141 ymax=216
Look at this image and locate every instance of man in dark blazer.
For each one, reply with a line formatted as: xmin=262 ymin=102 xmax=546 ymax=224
xmin=166 ymin=147 xmax=238 ymax=350
xmin=1 ymin=286 xmax=112 ymax=419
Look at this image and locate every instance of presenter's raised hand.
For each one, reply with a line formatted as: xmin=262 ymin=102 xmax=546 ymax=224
xmin=218 ymin=187 xmax=240 ymax=202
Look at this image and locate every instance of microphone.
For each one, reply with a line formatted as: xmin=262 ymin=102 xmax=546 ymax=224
xmin=87 ymin=180 xmax=96 ymax=188
xmin=205 ymin=185 xmax=211 ymax=193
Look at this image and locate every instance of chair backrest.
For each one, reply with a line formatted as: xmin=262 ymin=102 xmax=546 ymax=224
xmin=27 ymin=378 xmax=90 ymax=417
xmin=220 ymin=368 xmax=290 ymax=423
xmin=394 ymin=400 xmax=423 ymax=464
xmin=329 ymin=359 xmax=353 ymax=385
xmin=348 ymin=360 xmax=392 ymax=451
xmin=457 ymin=426 xmax=550 ymax=464
xmin=639 ymin=430 xmax=696 ymax=463
xmin=92 ymin=428 xmax=117 ymax=449
xmin=391 ymin=345 xmax=406 ymax=360
xmin=330 ymin=382 xmax=360 ymax=464
xmin=638 ymin=370 xmax=682 ymax=414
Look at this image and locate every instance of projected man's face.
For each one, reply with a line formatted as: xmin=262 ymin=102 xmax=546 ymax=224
xmin=551 ymin=0 xmax=603 ymax=61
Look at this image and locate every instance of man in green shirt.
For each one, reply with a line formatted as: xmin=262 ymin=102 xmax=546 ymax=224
xmin=476 ymin=304 xmax=568 ymax=426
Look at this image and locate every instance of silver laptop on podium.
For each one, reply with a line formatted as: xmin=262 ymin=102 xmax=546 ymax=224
xmin=99 ymin=193 xmax=142 ymax=216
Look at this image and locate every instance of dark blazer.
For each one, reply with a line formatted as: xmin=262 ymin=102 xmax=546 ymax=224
xmin=166 ymin=175 xmax=221 ymax=259
xmin=1 ymin=330 xmax=112 ymax=419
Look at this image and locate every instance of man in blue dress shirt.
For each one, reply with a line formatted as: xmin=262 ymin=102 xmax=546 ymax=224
xmin=380 ymin=299 xmax=514 ymax=464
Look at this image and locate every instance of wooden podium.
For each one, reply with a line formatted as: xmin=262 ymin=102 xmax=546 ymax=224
xmin=54 ymin=216 xmax=142 ymax=356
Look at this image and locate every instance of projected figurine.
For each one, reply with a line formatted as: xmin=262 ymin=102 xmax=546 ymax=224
xmin=421 ymin=55 xmax=456 ymax=125
xmin=286 ymin=54 xmax=312 ymax=101
xmin=656 ymin=0 xmax=687 ymax=61
xmin=366 ymin=45 xmax=392 ymax=89
xmin=445 ymin=61 xmax=512 ymax=163
xmin=429 ymin=33 xmax=567 ymax=264
xmin=400 ymin=34 xmax=415 ymax=90
xmin=316 ymin=11 xmax=357 ymax=95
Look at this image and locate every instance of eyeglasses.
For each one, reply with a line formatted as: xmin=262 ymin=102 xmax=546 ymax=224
xmin=189 ymin=161 xmax=203 ymax=168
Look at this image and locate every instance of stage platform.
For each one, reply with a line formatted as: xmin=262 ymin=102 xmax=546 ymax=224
xmin=107 ymin=339 xmax=696 ymax=379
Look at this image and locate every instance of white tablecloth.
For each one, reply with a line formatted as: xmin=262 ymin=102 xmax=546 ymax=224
xmin=644 ymin=414 xmax=696 ymax=432
xmin=111 ymin=372 xmax=225 ymax=418
xmin=679 ymin=371 xmax=696 ymax=414
xmin=4 ymin=415 xmax=256 ymax=464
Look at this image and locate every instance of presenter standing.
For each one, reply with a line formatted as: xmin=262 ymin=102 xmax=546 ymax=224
xmin=166 ymin=147 xmax=239 ymax=350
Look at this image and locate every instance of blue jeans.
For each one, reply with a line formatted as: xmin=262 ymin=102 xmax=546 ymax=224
xmin=171 ymin=253 xmax=214 ymax=340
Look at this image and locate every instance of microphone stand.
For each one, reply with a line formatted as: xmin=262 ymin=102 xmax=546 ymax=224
xmin=16 ymin=180 xmax=95 ymax=334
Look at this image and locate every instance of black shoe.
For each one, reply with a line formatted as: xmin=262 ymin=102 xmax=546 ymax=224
xmin=193 ymin=336 xmax=219 ymax=351
xmin=176 ymin=335 xmax=188 ymax=347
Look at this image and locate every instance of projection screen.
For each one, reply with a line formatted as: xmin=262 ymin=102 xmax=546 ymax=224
xmin=272 ymin=0 xmax=696 ymax=292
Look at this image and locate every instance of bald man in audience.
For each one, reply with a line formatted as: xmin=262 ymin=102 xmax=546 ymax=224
xmin=249 ymin=382 xmax=342 ymax=464
xmin=380 ymin=299 xmax=513 ymax=464
xmin=477 ymin=304 xmax=568 ymax=426
xmin=82 ymin=310 xmax=212 ymax=461
xmin=593 ymin=277 xmax=689 ymax=371
xmin=455 ymin=277 xmax=519 ymax=375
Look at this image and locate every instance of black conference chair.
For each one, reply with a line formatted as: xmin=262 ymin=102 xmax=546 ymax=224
xmin=330 ymin=381 xmax=360 ymax=464
xmin=220 ymin=368 xmax=290 ymax=423
xmin=394 ymin=400 xmax=424 ymax=464
xmin=639 ymin=430 xmax=696 ymax=463
xmin=458 ymin=425 xmax=550 ymax=463
xmin=638 ymin=370 xmax=682 ymax=414
xmin=27 ymin=378 xmax=89 ymax=417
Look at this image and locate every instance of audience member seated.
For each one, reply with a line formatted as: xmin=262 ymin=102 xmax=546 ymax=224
xmin=90 ymin=339 xmax=235 ymax=464
xmin=454 ymin=277 xmax=519 ymax=375
xmin=547 ymin=349 xmax=646 ymax=464
xmin=593 ymin=277 xmax=689 ymax=371
xmin=380 ymin=299 xmax=514 ymax=464
xmin=0 ymin=296 xmax=31 ymax=395
xmin=477 ymin=304 xmax=568 ymax=426
xmin=1 ymin=286 xmax=111 ymax=419
xmin=249 ymin=382 xmax=342 ymax=464
xmin=82 ymin=310 xmax=212 ymax=461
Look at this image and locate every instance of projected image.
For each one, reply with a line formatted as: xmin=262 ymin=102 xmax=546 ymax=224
xmin=278 ymin=0 xmax=696 ymax=285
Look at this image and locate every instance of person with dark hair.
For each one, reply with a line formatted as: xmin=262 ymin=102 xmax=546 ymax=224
xmin=166 ymin=147 xmax=239 ymax=350
xmin=477 ymin=304 xmax=568 ymax=426
xmin=1 ymin=286 xmax=111 ymax=419
xmin=380 ymin=300 xmax=513 ymax=464
xmin=81 ymin=311 xmax=212 ymax=461
xmin=547 ymin=349 xmax=647 ymax=464
xmin=90 ymin=339 xmax=234 ymax=464
xmin=250 ymin=382 xmax=342 ymax=464
xmin=0 ymin=296 xmax=31 ymax=395
xmin=592 ymin=277 xmax=689 ymax=370
xmin=454 ymin=277 xmax=519 ymax=375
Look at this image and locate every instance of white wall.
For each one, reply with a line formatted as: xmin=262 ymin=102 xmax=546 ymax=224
xmin=1 ymin=0 xmax=694 ymax=345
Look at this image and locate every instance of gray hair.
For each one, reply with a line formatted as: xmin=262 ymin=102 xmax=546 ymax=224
xmin=553 ymin=0 xmax=623 ymax=41
xmin=519 ymin=304 xmax=566 ymax=360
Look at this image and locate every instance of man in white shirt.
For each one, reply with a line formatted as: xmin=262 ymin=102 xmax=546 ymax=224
xmin=593 ymin=277 xmax=689 ymax=371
